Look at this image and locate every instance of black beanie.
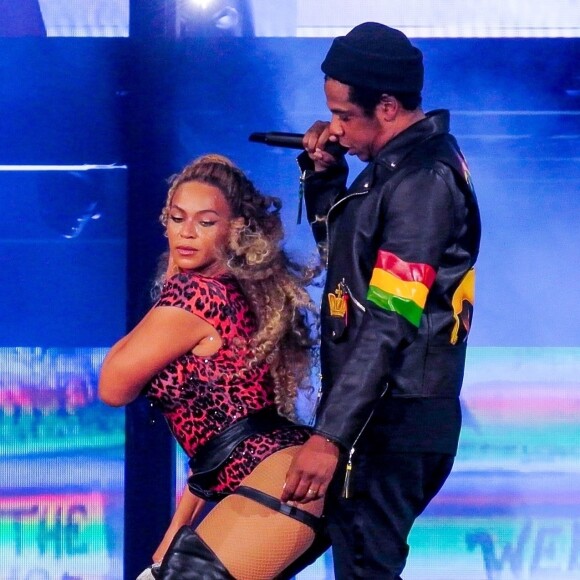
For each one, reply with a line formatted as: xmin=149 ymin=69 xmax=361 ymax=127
xmin=321 ymin=22 xmax=423 ymax=93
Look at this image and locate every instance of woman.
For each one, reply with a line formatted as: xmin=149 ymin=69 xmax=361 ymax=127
xmin=98 ymin=155 xmax=328 ymax=579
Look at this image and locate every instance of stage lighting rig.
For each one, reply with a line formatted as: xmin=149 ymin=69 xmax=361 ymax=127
xmin=177 ymin=0 xmax=254 ymax=37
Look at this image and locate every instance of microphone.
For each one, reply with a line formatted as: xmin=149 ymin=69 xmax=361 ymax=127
xmin=249 ymin=132 xmax=348 ymax=157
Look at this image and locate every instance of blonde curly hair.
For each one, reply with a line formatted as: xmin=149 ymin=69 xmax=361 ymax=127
xmin=158 ymin=154 xmax=319 ymax=419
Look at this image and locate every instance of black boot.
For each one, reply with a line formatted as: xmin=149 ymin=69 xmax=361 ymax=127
xmin=157 ymin=526 xmax=234 ymax=580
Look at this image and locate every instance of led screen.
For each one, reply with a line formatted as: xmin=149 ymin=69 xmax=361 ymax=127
xmin=1 ymin=1 xmax=577 ymax=38
xmin=0 ymin=166 xmax=126 ymax=579
xmin=0 ymin=347 xmax=124 ymax=580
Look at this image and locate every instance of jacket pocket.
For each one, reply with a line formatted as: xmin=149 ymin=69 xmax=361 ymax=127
xmin=325 ymin=315 xmax=347 ymax=342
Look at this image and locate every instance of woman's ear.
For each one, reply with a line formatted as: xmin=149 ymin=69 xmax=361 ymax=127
xmin=231 ymin=216 xmax=246 ymax=231
xmin=228 ymin=217 xmax=246 ymax=248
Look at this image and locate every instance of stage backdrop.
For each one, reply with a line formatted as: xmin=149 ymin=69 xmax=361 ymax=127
xmin=0 ymin=2 xmax=579 ymax=580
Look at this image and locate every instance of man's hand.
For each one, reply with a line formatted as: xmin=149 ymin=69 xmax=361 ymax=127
xmin=302 ymin=121 xmax=342 ymax=172
xmin=282 ymin=434 xmax=340 ymax=504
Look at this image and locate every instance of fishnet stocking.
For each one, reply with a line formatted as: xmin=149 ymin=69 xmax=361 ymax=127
xmin=196 ymin=446 xmax=324 ymax=580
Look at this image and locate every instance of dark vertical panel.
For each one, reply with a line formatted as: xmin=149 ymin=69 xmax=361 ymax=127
xmin=124 ymin=399 xmax=175 ymax=578
xmin=121 ymin=32 xmax=177 ymax=578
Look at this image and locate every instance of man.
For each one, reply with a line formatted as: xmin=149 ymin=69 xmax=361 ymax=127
xmin=282 ymin=22 xmax=481 ymax=579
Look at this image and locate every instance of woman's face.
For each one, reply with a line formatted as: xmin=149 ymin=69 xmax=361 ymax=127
xmin=166 ymin=181 xmax=233 ymax=277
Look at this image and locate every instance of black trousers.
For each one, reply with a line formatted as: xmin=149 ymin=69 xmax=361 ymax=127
xmin=325 ymin=448 xmax=454 ymax=580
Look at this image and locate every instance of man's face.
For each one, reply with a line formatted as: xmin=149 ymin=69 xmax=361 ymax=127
xmin=324 ymin=78 xmax=390 ymax=162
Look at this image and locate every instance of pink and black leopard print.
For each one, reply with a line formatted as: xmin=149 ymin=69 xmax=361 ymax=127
xmin=145 ymin=272 xmax=310 ymax=496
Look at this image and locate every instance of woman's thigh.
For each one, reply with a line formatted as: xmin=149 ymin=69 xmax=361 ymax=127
xmin=196 ymin=446 xmax=324 ymax=580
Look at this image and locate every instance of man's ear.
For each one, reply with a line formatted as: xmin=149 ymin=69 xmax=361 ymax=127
xmin=378 ymin=94 xmax=398 ymax=121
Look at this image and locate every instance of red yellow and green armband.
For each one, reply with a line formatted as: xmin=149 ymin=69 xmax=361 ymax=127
xmin=367 ymin=250 xmax=435 ymax=327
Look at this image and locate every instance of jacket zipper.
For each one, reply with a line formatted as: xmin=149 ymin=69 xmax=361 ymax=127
xmin=309 ymin=377 xmax=324 ymax=426
xmin=342 ymin=280 xmax=366 ymax=313
xmin=325 ymin=190 xmax=368 ymax=268
xmin=303 ymin=180 xmax=374 ymax=497
xmin=342 ymin=383 xmax=389 ymax=499
xmin=326 ymin=190 xmax=373 ymax=498
xmin=297 ymin=170 xmax=308 ymax=224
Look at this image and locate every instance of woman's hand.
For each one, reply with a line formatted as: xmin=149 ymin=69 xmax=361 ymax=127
xmin=152 ymin=484 xmax=207 ymax=564
xmin=152 ymin=520 xmax=183 ymax=564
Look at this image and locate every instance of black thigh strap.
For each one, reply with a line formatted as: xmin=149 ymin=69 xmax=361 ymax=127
xmin=234 ymin=486 xmax=321 ymax=533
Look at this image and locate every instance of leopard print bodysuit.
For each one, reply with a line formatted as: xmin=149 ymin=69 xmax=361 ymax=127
xmin=145 ymin=272 xmax=310 ymax=496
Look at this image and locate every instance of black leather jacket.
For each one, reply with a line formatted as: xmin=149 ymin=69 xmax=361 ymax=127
xmin=299 ymin=110 xmax=481 ymax=452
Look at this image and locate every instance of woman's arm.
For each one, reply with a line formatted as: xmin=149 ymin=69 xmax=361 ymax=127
xmin=98 ymin=304 xmax=216 ymax=407
xmin=152 ymin=483 xmax=208 ymax=564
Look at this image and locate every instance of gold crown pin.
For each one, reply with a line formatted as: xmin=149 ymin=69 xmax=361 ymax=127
xmin=328 ymin=286 xmax=347 ymax=318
